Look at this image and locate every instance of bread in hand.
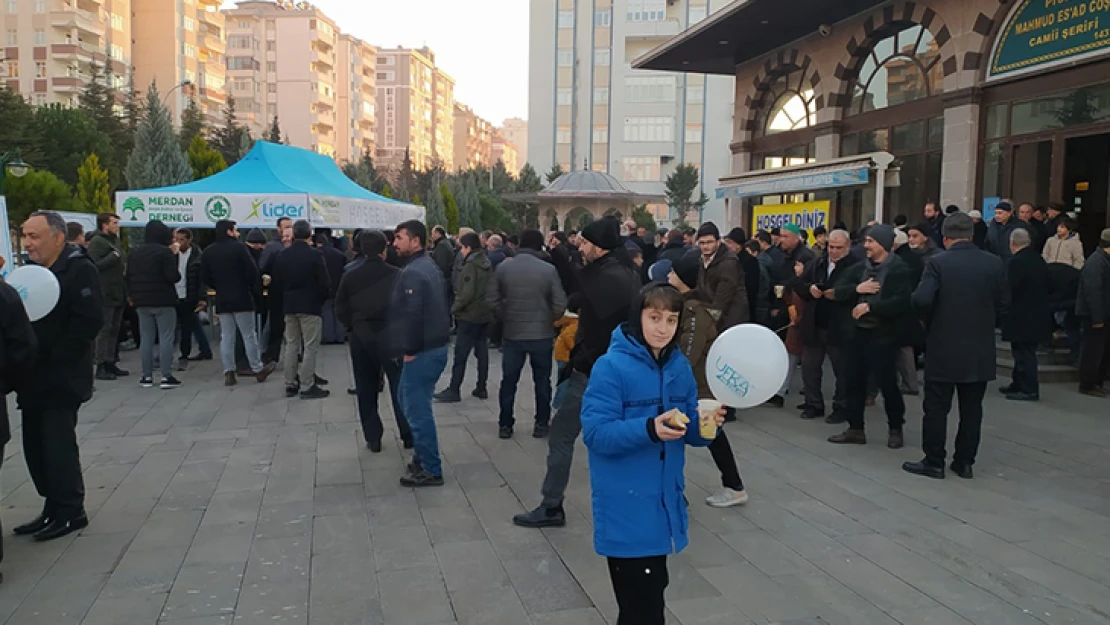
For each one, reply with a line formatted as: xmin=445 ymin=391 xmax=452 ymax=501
xmin=662 ymin=408 xmax=689 ymax=429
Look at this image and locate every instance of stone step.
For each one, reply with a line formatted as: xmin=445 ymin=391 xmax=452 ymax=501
xmin=996 ymin=358 xmax=1080 ymax=384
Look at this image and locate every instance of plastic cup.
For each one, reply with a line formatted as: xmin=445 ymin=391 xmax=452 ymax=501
xmin=774 ymin=285 xmax=785 ymax=298
xmin=697 ymin=399 xmax=721 ymax=439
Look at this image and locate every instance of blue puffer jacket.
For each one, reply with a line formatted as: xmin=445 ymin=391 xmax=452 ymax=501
xmin=581 ymin=323 xmax=714 ymax=559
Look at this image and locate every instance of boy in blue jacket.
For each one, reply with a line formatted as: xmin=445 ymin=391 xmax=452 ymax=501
xmin=581 ymin=283 xmax=725 ymax=624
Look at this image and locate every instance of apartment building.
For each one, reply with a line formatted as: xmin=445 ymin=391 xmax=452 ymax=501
xmin=491 ymin=130 xmax=519 ymax=175
xmin=132 ymin=0 xmax=226 ymax=128
xmin=452 ymin=102 xmax=492 ymax=171
xmin=1 ymin=0 xmax=131 ymax=108
xmin=224 ymin=0 xmax=340 ymax=156
xmin=527 ymin=0 xmax=733 ymax=224
xmin=374 ymin=46 xmax=455 ymax=172
xmin=335 ymin=33 xmax=375 ymax=163
xmin=499 ymin=118 xmax=528 ymax=169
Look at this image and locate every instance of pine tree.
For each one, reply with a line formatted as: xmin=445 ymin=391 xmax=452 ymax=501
xmin=213 ymin=94 xmax=243 ymax=165
xmin=441 ymin=183 xmax=460 ymax=234
xmin=423 ymin=182 xmax=446 ymax=231
xmin=125 ymin=81 xmax=193 ymax=189
xmin=123 ymin=67 xmax=141 ymax=139
xmin=664 ymin=163 xmax=709 ymax=226
xmin=267 ymin=116 xmax=283 ymax=143
xmin=178 ymin=95 xmax=206 ymax=151
xmin=380 ymin=182 xmax=393 ymax=199
xmin=397 ymin=148 xmax=417 ymax=201
xmin=75 ymin=153 xmax=111 ymax=213
xmin=518 ymin=163 xmax=543 ymax=193
xmin=545 ymin=163 xmax=565 ymax=184
xmin=79 ymin=48 xmax=127 ymax=188
xmin=187 ymin=135 xmax=228 ymax=180
xmin=457 ymin=173 xmax=482 ymax=230
xmin=238 ymin=127 xmax=254 ymax=159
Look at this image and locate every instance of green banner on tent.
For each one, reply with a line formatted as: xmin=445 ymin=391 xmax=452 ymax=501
xmin=990 ymin=0 xmax=1110 ymax=79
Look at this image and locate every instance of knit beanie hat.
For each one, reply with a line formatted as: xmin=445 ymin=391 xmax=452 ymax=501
xmin=867 ymin=224 xmax=896 ymax=251
xmin=725 ymin=227 xmax=747 ymax=245
xmin=696 ymin=222 xmax=720 ymax=240
xmin=581 ymin=216 xmax=622 ymax=250
xmin=942 ymin=212 xmax=974 ymax=240
xmin=672 ymin=252 xmax=700 ymax=289
xmin=246 ymin=228 xmax=267 ymax=245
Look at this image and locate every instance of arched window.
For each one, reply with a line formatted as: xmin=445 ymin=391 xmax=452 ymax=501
xmin=756 ymin=73 xmax=816 ymax=137
xmin=849 ymin=24 xmax=943 ymax=115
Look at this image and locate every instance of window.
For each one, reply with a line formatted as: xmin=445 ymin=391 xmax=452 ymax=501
xmin=557 ymin=48 xmax=573 ymax=67
xmin=623 ymin=116 xmax=674 ymax=142
xmin=622 ymin=156 xmax=661 ymax=181
xmin=689 ymin=5 xmax=708 ymax=23
xmin=266 ymin=41 xmax=275 ymax=51
xmin=35 ymin=61 xmax=45 ymax=78
xmin=6 ymin=30 xmax=16 ymax=45
xmin=268 ymin=84 xmax=276 ymax=93
xmin=239 ymin=20 xmax=252 ymax=29
xmin=625 ymin=75 xmax=675 ymax=102
xmin=592 ymin=126 xmax=608 ymax=143
xmin=111 ymin=44 xmax=124 ymax=61
xmin=686 ymin=85 xmax=704 ymax=104
xmin=4 ymin=61 xmax=16 ymax=78
xmin=685 ymin=124 xmax=702 ymax=143
xmin=232 ymin=79 xmax=251 ymax=92
xmin=34 ymin=29 xmax=45 ymax=45
xmin=33 ymin=93 xmax=46 ymax=106
xmin=33 ymin=0 xmax=44 ymax=12
xmin=558 ymin=10 xmax=575 ymax=28
xmin=267 ymin=61 xmax=276 ymax=72
xmin=183 ymin=44 xmax=196 ymax=58
xmin=228 ymin=35 xmax=252 ymax=49
xmin=377 ymin=71 xmax=394 ymax=80
xmin=849 ymin=24 xmax=943 ymax=115
xmin=111 ymin=14 xmax=124 ymax=31
xmin=556 ymin=88 xmax=572 ymax=105
xmin=184 ymin=16 xmax=195 ymax=31
xmin=593 ymin=87 xmax=609 ymax=104
xmin=556 ymin=126 xmax=572 ymax=144
xmin=5 ymin=0 xmax=15 ymax=13
xmin=594 ymin=49 xmax=610 ymax=66
xmin=594 ymin=9 xmax=611 ymax=27
xmin=627 ymin=0 xmax=666 ymax=22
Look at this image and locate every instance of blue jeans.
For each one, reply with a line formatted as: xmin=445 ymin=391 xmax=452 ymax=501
xmin=399 ymin=345 xmax=448 ymax=477
xmin=552 ymin=361 xmax=569 ymax=411
xmin=219 ymin=311 xmax=263 ymax=374
xmin=498 ymin=338 xmax=554 ymax=429
xmin=138 ymin=307 xmax=177 ymax=378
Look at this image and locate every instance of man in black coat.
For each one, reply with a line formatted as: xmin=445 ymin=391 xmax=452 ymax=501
xmin=336 ymin=230 xmax=411 ymax=452
xmin=892 ymin=230 xmax=926 ymax=396
xmin=271 ymin=220 xmax=331 ymax=399
xmin=547 ymin=231 xmax=581 ymax=297
xmin=923 ymin=202 xmax=947 ymax=250
xmin=201 ymin=220 xmax=275 ymax=386
xmin=826 ymin=225 xmax=914 ymax=449
xmin=16 ymin=210 xmax=104 ymax=541
xmin=1001 ymin=229 xmax=1052 ymax=401
xmin=513 ymin=217 xmax=641 ymax=529
xmin=904 ymin=213 xmax=1009 ymax=479
xmin=1075 ymin=229 xmax=1110 ymax=397
xmin=792 ymin=229 xmax=860 ymax=422
xmin=173 ymin=228 xmax=212 ymax=367
xmin=86 ymin=212 xmax=128 ymax=380
xmin=261 ymin=222 xmax=293 ymax=364
xmin=126 ymin=220 xmax=182 ymax=387
xmin=314 ymin=233 xmax=348 ymax=344
xmin=0 ymin=274 xmax=37 ymax=563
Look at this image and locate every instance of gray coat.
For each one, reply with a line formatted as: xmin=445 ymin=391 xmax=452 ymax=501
xmin=912 ymin=242 xmax=1010 ymax=383
xmin=1076 ymin=248 xmax=1110 ymax=325
xmin=985 ymin=218 xmax=1031 ymax=262
xmin=487 ymin=249 xmax=567 ymax=341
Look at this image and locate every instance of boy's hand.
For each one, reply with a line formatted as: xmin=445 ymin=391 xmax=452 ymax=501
xmin=653 ymin=415 xmax=686 ymax=441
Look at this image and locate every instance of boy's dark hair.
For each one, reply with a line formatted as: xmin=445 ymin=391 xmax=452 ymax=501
xmin=627 ymin=246 xmax=642 ymax=259
xmin=459 ymin=232 xmax=481 ymax=249
xmin=744 ymin=240 xmax=762 ymax=255
xmin=96 ymin=212 xmax=119 ymax=231
xmin=799 ymin=228 xmax=808 ymax=241
xmin=755 ymin=230 xmax=772 ymax=245
xmin=359 ymin=230 xmax=388 ymax=257
xmin=550 ymin=231 xmax=568 ymax=245
xmin=813 ymin=225 xmax=827 ymax=237
xmin=432 ymin=225 xmax=446 ymax=238
xmin=66 ymin=222 xmax=84 ymax=242
xmin=893 ymin=215 xmax=908 ymax=227
xmin=382 ymin=229 xmax=395 ymax=243
xmin=640 ymin=283 xmax=684 ymax=315
xmin=396 ymin=220 xmax=427 ymax=247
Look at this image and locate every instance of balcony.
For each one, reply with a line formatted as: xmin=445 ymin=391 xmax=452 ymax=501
xmin=51 ymin=76 xmax=84 ymax=93
xmin=312 ymin=49 xmax=334 ymax=70
xmin=201 ymin=31 xmax=226 ymax=55
xmin=51 ymin=6 xmax=106 ymax=36
xmin=50 ymin=42 xmax=97 ymax=63
xmin=198 ymin=6 xmax=223 ymax=27
xmin=624 ymin=18 xmax=682 ymax=39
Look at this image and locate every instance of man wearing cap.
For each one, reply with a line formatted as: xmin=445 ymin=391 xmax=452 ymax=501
xmin=967 ymin=210 xmax=988 ymax=249
xmin=513 ymin=216 xmax=640 ymax=529
xmin=904 ymin=213 xmax=1008 ymax=479
xmin=826 ymin=224 xmax=914 ymax=449
xmin=985 ymin=202 xmax=1030 ymax=262
xmin=695 ymin=222 xmax=749 ymax=332
xmin=1075 ymin=228 xmax=1110 ymax=397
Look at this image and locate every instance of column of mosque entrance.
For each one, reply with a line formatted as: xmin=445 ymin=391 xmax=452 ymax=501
xmin=940 ymin=97 xmax=981 ymax=212
xmin=726 ymin=143 xmax=752 ymax=228
xmin=813 ymin=125 xmax=843 ymax=227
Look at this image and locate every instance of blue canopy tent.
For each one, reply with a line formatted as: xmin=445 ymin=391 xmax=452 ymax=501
xmin=115 ymin=141 xmax=424 ymax=229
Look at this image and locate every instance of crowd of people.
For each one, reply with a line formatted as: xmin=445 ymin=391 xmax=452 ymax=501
xmin=2 ymin=202 xmax=1108 ymax=620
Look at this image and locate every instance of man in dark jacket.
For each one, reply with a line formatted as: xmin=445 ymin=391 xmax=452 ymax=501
xmin=261 ymin=221 xmax=293 ymax=363
xmin=87 ymin=212 xmax=128 ymax=380
xmin=336 ymin=230 xmax=411 ymax=452
xmin=723 ymin=227 xmax=761 ymax=322
xmin=259 ymin=217 xmax=293 ymax=269
xmin=547 ymin=231 xmax=580 ymax=296
xmin=126 ymin=220 xmax=182 ymax=388
xmin=1001 ymin=229 xmax=1052 ymax=401
xmin=16 ymin=210 xmax=104 ymax=541
xmin=892 ymin=230 xmax=926 ymax=396
xmin=1075 ymin=229 xmax=1110 ymax=397
xmin=487 ymin=229 xmax=567 ymax=439
xmin=650 ymin=228 xmax=689 ymax=282
xmin=792 ymin=229 xmax=860 ymax=422
xmin=430 ymin=225 xmax=454 ymax=287
xmin=392 ymin=220 xmax=450 ymax=487
xmin=513 ymin=216 xmax=640 ymax=529
xmin=173 ymin=228 xmax=211 ymax=368
xmin=435 ymin=232 xmax=494 ymax=404
xmin=904 ymin=213 xmax=1009 ymax=479
xmin=314 ymin=233 xmax=348 ymax=344
xmin=200 ymin=220 xmax=275 ymax=386
xmin=827 ymin=224 xmax=914 ymax=449
xmin=969 ymin=210 xmax=989 ymax=249
xmin=923 ymin=202 xmax=947 ymax=250
xmin=694 ymin=222 xmax=749 ymax=332
xmin=271 ymin=220 xmax=331 ymax=399
xmin=985 ymin=202 xmax=1030 ymax=262
xmin=1 ymin=276 xmax=37 ymax=562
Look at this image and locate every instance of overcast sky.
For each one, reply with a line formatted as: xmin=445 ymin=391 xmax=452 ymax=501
xmin=222 ymin=0 xmax=529 ymax=125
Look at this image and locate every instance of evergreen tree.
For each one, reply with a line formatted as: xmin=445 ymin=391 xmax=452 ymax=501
xmin=267 ymin=116 xmax=283 ymax=143
xmin=412 ymin=192 xmax=420 ymax=205
xmin=631 ymin=204 xmax=657 ymax=231
xmin=31 ymin=104 xmax=115 ymax=189
xmin=423 ymin=181 xmax=446 ymax=230
xmin=491 ymin=160 xmax=514 ymax=194
xmin=664 ymin=163 xmax=709 ymax=226
xmin=380 ymin=182 xmax=393 ymax=199
xmin=178 ymin=95 xmax=206 ymax=151
xmin=5 ymin=170 xmax=75 ymax=224
xmin=396 ymin=148 xmax=417 ymax=201
xmin=75 ymin=153 xmax=111 ymax=213
xmin=0 ymin=86 xmax=43 ymax=166
xmin=545 ymin=163 xmax=565 ymax=184
xmin=122 ymin=68 xmax=141 ymax=154
xmin=79 ymin=49 xmax=128 ymax=188
xmin=238 ymin=127 xmax=254 ymax=159
xmin=125 ymin=82 xmax=193 ymax=189
xmin=441 ymin=183 xmax=459 ymax=233
xmin=517 ymin=163 xmax=544 ymax=193
xmin=213 ymin=94 xmax=243 ymax=165
xmin=187 ymin=135 xmax=228 ymax=180
xmin=457 ymin=173 xmax=482 ymax=230
xmin=479 ymin=187 xmax=509 ymax=233
xmin=505 ymin=163 xmax=543 ymax=231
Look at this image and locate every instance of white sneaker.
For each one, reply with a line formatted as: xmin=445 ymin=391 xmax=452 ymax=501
xmin=706 ymin=488 xmax=749 ymax=508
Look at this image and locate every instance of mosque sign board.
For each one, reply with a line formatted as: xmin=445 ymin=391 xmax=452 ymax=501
xmin=989 ymin=0 xmax=1110 ymax=80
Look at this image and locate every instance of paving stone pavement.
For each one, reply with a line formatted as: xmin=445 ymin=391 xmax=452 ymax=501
xmin=2 ymin=342 xmax=1110 ymax=625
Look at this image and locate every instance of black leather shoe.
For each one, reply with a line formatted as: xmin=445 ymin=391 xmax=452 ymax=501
xmin=402 ymin=438 xmax=414 ymax=450
xmin=902 ymin=460 xmax=945 ymax=479
xmin=800 ymin=407 xmax=825 ymax=420
xmin=1005 ymin=392 xmax=1039 ymax=402
xmin=949 ymin=462 xmax=973 ymax=479
xmin=828 ymin=429 xmax=866 ymax=444
xmin=33 ymin=514 xmax=89 ymax=541
xmin=825 ymin=409 xmax=847 ymax=425
xmin=764 ymin=395 xmax=785 ymax=408
xmin=498 ymin=426 xmax=513 ymax=439
xmin=13 ymin=514 xmax=51 ymax=535
xmin=367 ymin=440 xmax=382 ymax=453
xmin=513 ymin=505 xmax=566 ymax=528
xmin=532 ymin=423 xmax=549 ymax=438
xmin=998 ymin=384 xmax=1015 ymax=394
xmin=95 ymin=364 xmax=116 ymax=381
xmin=472 ymin=387 xmax=489 ymax=400
xmin=107 ymin=363 xmax=130 ymax=377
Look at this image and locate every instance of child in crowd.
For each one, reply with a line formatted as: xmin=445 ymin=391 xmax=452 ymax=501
xmin=581 ymin=283 xmax=725 ymax=625
xmin=668 ymin=256 xmax=749 ymax=508
xmin=551 ymin=295 xmax=580 ymax=411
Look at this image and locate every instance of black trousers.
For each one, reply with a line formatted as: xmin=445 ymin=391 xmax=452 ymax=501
xmin=1079 ymin=322 xmax=1110 ymax=390
xmin=22 ymin=404 xmax=85 ymax=518
xmin=608 ymin=555 xmax=668 ymax=625
xmin=1009 ymin=341 xmax=1039 ymax=396
xmin=708 ymin=430 xmax=743 ymax=491
xmin=801 ymin=330 xmax=847 ymax=412
xmin=845 ymin=331 xmax=904 ymax=431
xmin=263 ymin=302 xmax=285 ymax=364
xmin=448 ymin=320 xmax=489 ymax=391
xmin=350 ymin=338 xmax=410 ymax=445
xmin=0 ymin=441 xmax=4 ymax=563
xmin=922 ymin=381 xmax=987 ymax=467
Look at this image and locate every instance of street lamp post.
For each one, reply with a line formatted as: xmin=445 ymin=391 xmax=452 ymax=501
xmin=0 ymin=149 xmax=32 ymax=196
xmin=163 ymin=80 xmax=195 ymax=111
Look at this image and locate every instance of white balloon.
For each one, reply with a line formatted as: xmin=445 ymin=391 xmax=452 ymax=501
xmin=7 ymin=265 xmax=61 ymax=322
xmin=705 ymin=323 xmax=789 ymax=409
